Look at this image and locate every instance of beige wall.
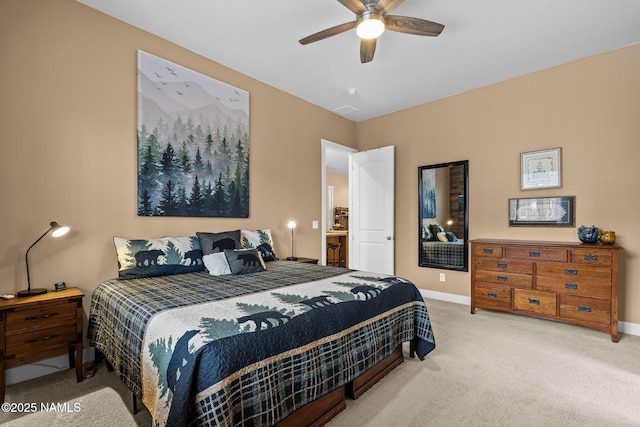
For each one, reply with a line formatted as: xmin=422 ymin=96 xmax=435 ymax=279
xmin=356 ymin=43 xmax=640 ymax=324
xmin=2 ymin=0 xmax=639 ymax=331
xmin=0 ymin=0 xmax=356 ymax=307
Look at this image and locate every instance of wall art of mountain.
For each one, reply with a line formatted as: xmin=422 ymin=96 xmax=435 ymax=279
xmin=137 ymin=50 xmax=249 ymax=218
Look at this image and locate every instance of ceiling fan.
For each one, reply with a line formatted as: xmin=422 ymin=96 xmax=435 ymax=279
xmin=299 ymin=0 xmax=445 ymax=63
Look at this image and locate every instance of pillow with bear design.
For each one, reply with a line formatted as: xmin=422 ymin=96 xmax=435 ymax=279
xmin=113 ymin=236 xmax=204 ymax=279
xmin=224 ymin=248 xmax=266 ymax=275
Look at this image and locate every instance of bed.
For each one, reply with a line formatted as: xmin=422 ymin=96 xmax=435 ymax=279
xmin=88 ymin=234 xmax=435 ymax=426
xmin=421 ymin=240 xmax=464 ymax=266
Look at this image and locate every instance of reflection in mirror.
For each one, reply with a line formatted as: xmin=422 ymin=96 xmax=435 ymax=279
xmin=418 ymin=160 xmax=469 ymax=271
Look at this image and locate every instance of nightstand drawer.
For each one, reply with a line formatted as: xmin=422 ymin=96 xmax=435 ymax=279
xmin=5 ymin=324 xmax=77 ymax=356
xmin=5 ymin=301 xmax=77 ymax=333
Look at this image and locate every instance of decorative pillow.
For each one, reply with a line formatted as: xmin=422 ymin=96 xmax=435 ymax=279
xmin=224 ymin=248 xmax=266 ymax=275
xmin=422 ymin=226 xmax=432 ymax=241
xmin=202 ymin=252 xmax=231 ymax=276
xmin=241 ymin=228 xmax=278 ymax=261
xmin=446 ymin=231 xmax=458 ymax=242
xmin=429 ymin=224 xmax=444 ymax=241
xmin=196 ymin=230 xmax=241 ymax=255
xmin=436 ymin=232 xmax=449 ymax=242
xmin=114 ymin=236 xmax=204 ymax=279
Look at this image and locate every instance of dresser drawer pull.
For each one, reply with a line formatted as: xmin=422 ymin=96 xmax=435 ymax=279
xmin=483 ymin=248 xmax=494 ymax=254
xmin=565 ymin=283 xmax=578 ymax=290
xmin=584 ymin=254 xmax=598 ymax=261
xmin=578 ymin=306 xmax=592 ymax=313
xmin=25 ymin=313 xmax=59 ymax=321
xmin=497 ymin=275 xmax=508 ymax=281
xmin=497 ymin=262 xmax=507 ymax=269
xmin=528 ymin=298 xmax=540 ymax=305
xmin=26 ymin=334 xmax=58 ymax=344
xmin=565 ymin=269 xmax=578 ymax=275
xmin=487 ymin=292 xmax=497 ymax=298
xmin=529 ymin=251 xmax=540 ymax=257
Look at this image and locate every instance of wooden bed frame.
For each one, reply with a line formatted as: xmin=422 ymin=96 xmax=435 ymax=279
xmin=280 ymin=344 xmax=406 ymax=426
xmin=97 ymin=343 xmax=407 ymax=426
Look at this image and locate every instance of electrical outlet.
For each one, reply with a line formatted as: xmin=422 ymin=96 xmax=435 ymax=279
xmin=312 ymin=221 xmax=318 ymax=229
xmin=439 ymin=273 xmax=446 ymax=282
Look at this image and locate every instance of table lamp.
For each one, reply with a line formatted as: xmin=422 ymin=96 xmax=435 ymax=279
xmin=18 ymin=221 xmax=70 ymax=297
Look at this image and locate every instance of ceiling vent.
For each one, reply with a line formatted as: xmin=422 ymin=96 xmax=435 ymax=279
xmin=333 ymin=105 xmax=359 ymax=116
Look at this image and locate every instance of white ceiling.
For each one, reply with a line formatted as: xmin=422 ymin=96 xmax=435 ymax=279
xmin=78 ymin=0 xmax=640 ymax=122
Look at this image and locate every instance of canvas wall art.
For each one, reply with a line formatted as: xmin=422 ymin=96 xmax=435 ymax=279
xmin=137 ymin=51 xmax=250 ymax=217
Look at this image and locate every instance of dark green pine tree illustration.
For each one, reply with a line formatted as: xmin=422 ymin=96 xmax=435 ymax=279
xmin=148 ymin=335 xmax=173 ymax=399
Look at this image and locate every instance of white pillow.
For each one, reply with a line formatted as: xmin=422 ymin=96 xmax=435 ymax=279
xmin=437 ymin=232 xmax=449 ymax=242
xmin=203 ymin=252 xmax=231 ymax=276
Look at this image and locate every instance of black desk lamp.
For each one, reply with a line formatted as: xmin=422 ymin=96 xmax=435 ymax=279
xmin=286 ymin=220 xmax=298 ymax=261
xmin=18 ymin=221 xmax=70 ymax=297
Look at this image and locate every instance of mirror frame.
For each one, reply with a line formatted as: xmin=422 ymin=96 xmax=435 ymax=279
xmin=418 ymin=160 xmax=469 ymax=272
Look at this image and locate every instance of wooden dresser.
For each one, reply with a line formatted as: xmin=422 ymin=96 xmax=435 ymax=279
xmin=470 ymin=239 xmax=621 ymax=342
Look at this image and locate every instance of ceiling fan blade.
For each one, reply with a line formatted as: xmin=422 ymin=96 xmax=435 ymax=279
xmin=299 ymin=21 xmax=357 ymax=45
xmin=385 ymin=15 xmax=445 ymax=36
xmin=360 ymin=38 xmax=376 ymax=63
xmin=375 ymin=0 xmax=405 ymax=15
xmin=338 ymin=0 xmax=367 ymax=14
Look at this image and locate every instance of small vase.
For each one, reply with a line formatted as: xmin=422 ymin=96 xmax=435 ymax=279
xmin=599 ymin=230 xmax=616 ymax=245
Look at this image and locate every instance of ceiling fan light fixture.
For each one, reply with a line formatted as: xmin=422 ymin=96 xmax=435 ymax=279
xmin=356 ymin=12 xmax=385 ymax=39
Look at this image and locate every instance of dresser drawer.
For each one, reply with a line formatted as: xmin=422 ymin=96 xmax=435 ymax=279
xmin=505 ymin=246 xmax=567 ymax=262
xmin=536 ymin=277 xmax=611 ymax=299
xmin=559 ymin=295 xmax=611 ymax=325
xmin=474 ymin=284 xmax=511 ymax=311
xmin=475 ymin=271 xmax=532 ymax=289
xmin=513 ymin=289 xmax=556 ymax=316
xmin=536 ymin=262 xmax=611 ymax=284
xmin=570 ymin=249 xmax=612 ymax=266
xmin=5 ymin=324 xmax=77 ymax=356
xmin=5 ymin=301 xmax=77 ymax=333
xmin=473 ymin=244 xmax=503 ymax=258
xmin=474 ymin=258 xmax=533 ymax=274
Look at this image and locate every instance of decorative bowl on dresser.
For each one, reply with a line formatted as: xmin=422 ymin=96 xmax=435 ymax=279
xmin=470 ymin=239 xmax=621 ymax=342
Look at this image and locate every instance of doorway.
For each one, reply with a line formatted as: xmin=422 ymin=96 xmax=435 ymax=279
xmin=321 ymin=140 xmax=356 ymax=266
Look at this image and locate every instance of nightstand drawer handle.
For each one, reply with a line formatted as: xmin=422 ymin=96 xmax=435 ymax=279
xmin=483 ymin=248 xmax=494 ymax=254
xmin=25 ymin=313 xmax=59 ymax=321
xmin=26 ymin=334 xmax=58 ymax=344
xmin=565 ymin=269 xmax=578 ymax=275
xmin=578 ymin=306 xmax=592 ymax=312
xmin=528 ymin=298 xmax=540 ymax=305
xmin=565 ymin=283 xmax=578 ymax=290
xmin=529 ymin=251 xmax=540 ymax=257
xmin=487 ymin=292 xmax=497 ymax=298
xmin=497 ymin=262 xmax=507 ymax=269
xmin=497 ymin=275 xmax=507 ymax=281
xmin=584 ymin=254 xmax=598 ymax=261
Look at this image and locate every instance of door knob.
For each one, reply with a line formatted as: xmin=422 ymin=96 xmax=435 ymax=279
xmin=386 ymin=236 xmax=393 ymax=240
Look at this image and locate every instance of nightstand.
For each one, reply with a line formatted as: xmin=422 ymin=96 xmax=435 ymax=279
xmin=0 ymin=288 xmax=84 ymax=402
xmin=288 ymin=257 xmax=319 ymax=265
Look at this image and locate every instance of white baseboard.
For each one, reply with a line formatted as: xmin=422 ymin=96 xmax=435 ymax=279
xmin=5 ymin=348 xmax=95 ymax=387
xmin=420 ymin=289 xmax=640 ymax=337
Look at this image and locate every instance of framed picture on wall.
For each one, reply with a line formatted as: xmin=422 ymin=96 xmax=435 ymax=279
xmin=509 ymin=196 xmax=575 ymax=227
xmin=520 ymin=148 xmax=562 ymax=190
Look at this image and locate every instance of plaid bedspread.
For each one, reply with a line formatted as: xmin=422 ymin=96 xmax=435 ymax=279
xmin=421 ymin=240 xmax=465 ymax=266
xmin=87 ymin=261 xmax=435 ymax=426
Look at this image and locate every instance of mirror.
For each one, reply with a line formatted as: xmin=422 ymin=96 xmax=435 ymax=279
xmin=418 ymin=160 xmax=469 ymax=271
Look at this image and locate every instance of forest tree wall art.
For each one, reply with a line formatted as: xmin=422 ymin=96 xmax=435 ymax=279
xmin=137 ymin=50 xmax=250 ymax=217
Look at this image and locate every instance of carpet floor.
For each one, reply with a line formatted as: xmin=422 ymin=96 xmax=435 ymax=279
xmin=2 ymin=298 xmax=639 ymax=426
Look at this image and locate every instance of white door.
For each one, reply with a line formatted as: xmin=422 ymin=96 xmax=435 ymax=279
xmin=349 ymin=146 xmax=395 ymax=274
